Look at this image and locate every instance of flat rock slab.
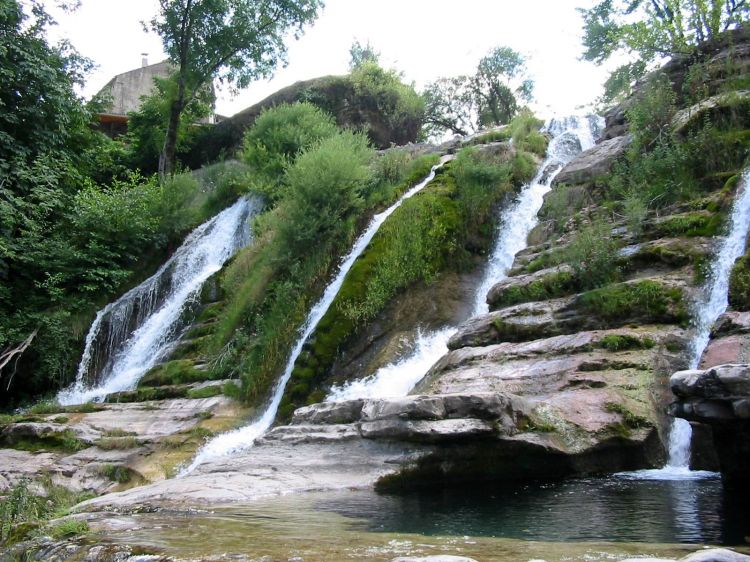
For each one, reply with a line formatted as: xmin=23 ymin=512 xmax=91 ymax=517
xmin=554 ymin=134 xmax=632 ymax=185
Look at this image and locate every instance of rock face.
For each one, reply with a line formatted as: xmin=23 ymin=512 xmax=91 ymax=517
xmin=670 ymin=364 xmax=750 ymax=486
xmin=0 ymin=396 xmax=244 ymax=495
xmin=554 ymin=134 xmax=632 ymax=186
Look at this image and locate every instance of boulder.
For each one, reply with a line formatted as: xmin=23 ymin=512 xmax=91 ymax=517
xmin=622 ymin=549 xmax=750 ymax=562
xmin=554 ymin=134 xmax=631 ymax=186
xmin=670 ymin=364 xmax=750 ymax=485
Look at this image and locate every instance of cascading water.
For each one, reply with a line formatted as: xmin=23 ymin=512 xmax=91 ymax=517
xmin=327 ymin=115 xmax=604 ymax=402
xmin=58 ymin=197 xmax=261 ymax=405
xmin=182 ymin=157 xmax=452 ymax=473
xmin=620 ymin=166 xmax=750 ymax=480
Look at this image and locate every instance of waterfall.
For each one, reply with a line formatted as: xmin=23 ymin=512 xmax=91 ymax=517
xmin=669 ymin=165 xmax=750 ymax=471
xmin=618 ymin=168 xmax=750 ymax=480
xmin=182 ymin=158 xmax=452 ymax=473
xmin=57 ymin=197 xmax=261 ymax=405
xmin=327 ymin=115 xmax=603 ymax=402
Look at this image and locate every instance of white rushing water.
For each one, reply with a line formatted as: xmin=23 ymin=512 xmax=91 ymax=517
xmin=183 ymin=157 xmax=452 ymax=473
xmin=327 ymin=115 xmax=603 ymax=403
xmin=619 ymin=166 xmax=750 ymax=481
xmin=58 ymin=197 xmax=260 ymax=405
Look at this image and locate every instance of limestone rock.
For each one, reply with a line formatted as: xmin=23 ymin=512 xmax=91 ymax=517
xmin=622 ymin=549 xmax=750 ymax=562
xmin=554 ymin=134 xmax=631 ymax=186
xmin=670 ymin=364 xmax=750 ymax=485
xmin=390 ymin=557 xmax=479 ymax=562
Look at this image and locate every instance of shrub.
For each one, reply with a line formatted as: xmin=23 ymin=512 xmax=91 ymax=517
xmin=729 ymin=254 xmax=750 ymax=311
xmin=242 ymin=102 xmax=339 ymax=198
xmin=272 ymin=131 xmax=373 ymax=268
xmin=47 ymin=519 xmax=89 ymax=540
xmin=577 ymin=280 xmax=688 ymax=324
xmin=562 ymin=217 xmax=620 ymax=290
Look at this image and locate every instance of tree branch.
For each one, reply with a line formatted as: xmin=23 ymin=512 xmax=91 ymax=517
xmin=1 ymin=329 xmax=38 ymax=391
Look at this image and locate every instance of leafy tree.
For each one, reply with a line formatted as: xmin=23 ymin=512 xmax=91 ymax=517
xmin=423 ymin=76 xmax=475 ymax=137
xmin=581 ymin=0 xmax=750 ymax=101
xmin=126 ymin=75 xmax=212 ymax=173
xmin=422 ymin=45 xmax=533 ymax=137
xmin=472 ymin=46 xmax=534 ymax=128
xmin=148 ymin=0 xmax=323 ymax=177
xmin=349 ymin=39 xmax=380 ymax=69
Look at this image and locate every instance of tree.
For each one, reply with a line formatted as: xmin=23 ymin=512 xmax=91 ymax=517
xmin=423 ymin=76 xmax=475 ymax=137
xmin=472 ymin=46 xmax=533 ymax=128
xmin=581 ymin=0 xmax=750 ymax=101
xmin=148 ymin=0 xmax=323 ymax=178
xmin=348 ymin=39 xmax=379 ymax=69
xmin=422 ymin=45 xmax=533 ymax=138
xmin=126 ymin=75 xmax=212 ymax=173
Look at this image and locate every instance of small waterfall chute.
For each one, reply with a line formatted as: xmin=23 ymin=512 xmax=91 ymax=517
xmin=182 ymin=157 xmax=452 ymax=473
xmin=618 ymin=167 xmax=750 ymax=480
xmin=326 ymin=115 xmax=603 ymax=402
xmin=58 ymin=196 xmax=261 ymax=405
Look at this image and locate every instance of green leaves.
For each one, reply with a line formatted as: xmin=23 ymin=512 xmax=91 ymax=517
xmin=423 ymin=45 xmax=533 ymax=137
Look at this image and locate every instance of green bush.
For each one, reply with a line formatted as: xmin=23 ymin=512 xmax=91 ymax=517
xmin=47 ymin=519 xmax=89 ymax=540
xmin=577 ymin=280 xmax=688 ymax=325
xmin=562 ymin=217 xmax=620 ymax=290
xmin=272 ymin=131 xmax=373 ymax=268
xmin=242 ymin=102 xmax=339 ymax=198
xmin=729 ymin=254 xmax=750 ymax=311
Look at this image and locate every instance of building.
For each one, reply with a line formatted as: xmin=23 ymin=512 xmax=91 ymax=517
xmin=95 ymin=57 xmax=218 ymax=136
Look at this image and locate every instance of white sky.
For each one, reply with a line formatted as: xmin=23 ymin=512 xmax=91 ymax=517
xmin=46 ymin=0 xmax=611 ymax=119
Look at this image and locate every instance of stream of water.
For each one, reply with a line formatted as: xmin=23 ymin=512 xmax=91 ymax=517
xmin=57 ymin=197 xmax=261 ymax=405
xmin=327 ymin=115 xmax=603 ymax=402
xmin=619 ymin=166 xmax=750 ymax=480
xmin=182 ymin=157 xmax=452 ymax=473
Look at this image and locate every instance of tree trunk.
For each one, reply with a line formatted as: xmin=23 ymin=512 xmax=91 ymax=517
xmin=159 ymin=81 xmax=186 ymax=179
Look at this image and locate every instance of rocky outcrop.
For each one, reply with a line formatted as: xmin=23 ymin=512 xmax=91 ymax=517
xmin=187 ymin=74 xmax=423 ymax=166
xmin=670 ymin=364 xmax=750 ymax=486
xmin=600 ymin=25 xmax=750 ymax=141
xmin=554 ymin=134 xmax=631 ymax=186
xmin=0 ymin=396 xmax=244 ymax=495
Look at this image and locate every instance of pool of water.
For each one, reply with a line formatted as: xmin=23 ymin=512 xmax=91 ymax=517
xmin=89 ymin=477 xmax=750 ymax=561
xmin=316 ymin=477 xmax=748 ymax=545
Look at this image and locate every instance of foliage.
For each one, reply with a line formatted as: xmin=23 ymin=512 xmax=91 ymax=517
xmin=423 ymin=45 xmax=534 ymax=138
xmin=47 ymin=519 xmax=89 ymax=540
xmin=241 ymin=102 xmax=339 ymax=199
xmin=474 ymin=46 xmax=534 ymax=128
xmin=562 ymin=217 xmax=621 ymax=290
xmin=148 ymin=0 xmax=323 ymax=175
xmin=489 ymin=270 xmax=578 ymax=310
xmin=125 ymin=75 xmax=213 ymax=174
xmin=0 ymin=477 xmax=92 ymax=546
xmin=576 ymin=280 xmax=688 ymax=324
xmin=580 ymin=0 xmax=749 ymax=101
xmin=423 ymin=76 xmax=475 ymax=137
xmin=349 ymin=39 xmax=380 ymax=69
xmin=349 ymin=61 xmax=425 ymax=140
xmin=729 ymin=254 xmax=750 ymax=310
xmin=272 ymin=131 xmax=374 ymax=269
xmin=277 ymin=145 xmax=539 ymax=418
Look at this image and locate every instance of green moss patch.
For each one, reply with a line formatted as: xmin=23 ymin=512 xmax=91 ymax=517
xmin=489 ymin=269 xmax=577 ymax=310
xmin=729 ymin=254 xmax=750 ymax=311
xmin=575 ymin=280 xmax=689 ymax=326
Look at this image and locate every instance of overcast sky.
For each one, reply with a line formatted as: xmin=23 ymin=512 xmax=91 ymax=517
xmin=46 ymin=0 xmax=611 ymax=119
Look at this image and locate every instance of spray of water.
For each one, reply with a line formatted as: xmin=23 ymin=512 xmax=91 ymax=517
xmin=58 ymin=197 xmax=260 ymax=405
xmin=182 ymin=158 xmax=451 ymax=474
xmin=326 ymin=115 xmax=603 ymax=402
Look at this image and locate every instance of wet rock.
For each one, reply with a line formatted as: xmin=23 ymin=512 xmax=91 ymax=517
xmin=554 ymin=134 xmax=631 ymax=186
xmin=391 ymin=554 xmax=477 ymax=562
xmin=359 ymin=418 xmax=497 ymax=442
xmin=292 ymin=399 xmax=364 ymax=425
xmin=670 ymin=364 xmax=750 ymax=485
xmin=486 ymin=264 xmax=575 ymax=311
xmin=621 ymin=548 xmax=750 ymax=562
